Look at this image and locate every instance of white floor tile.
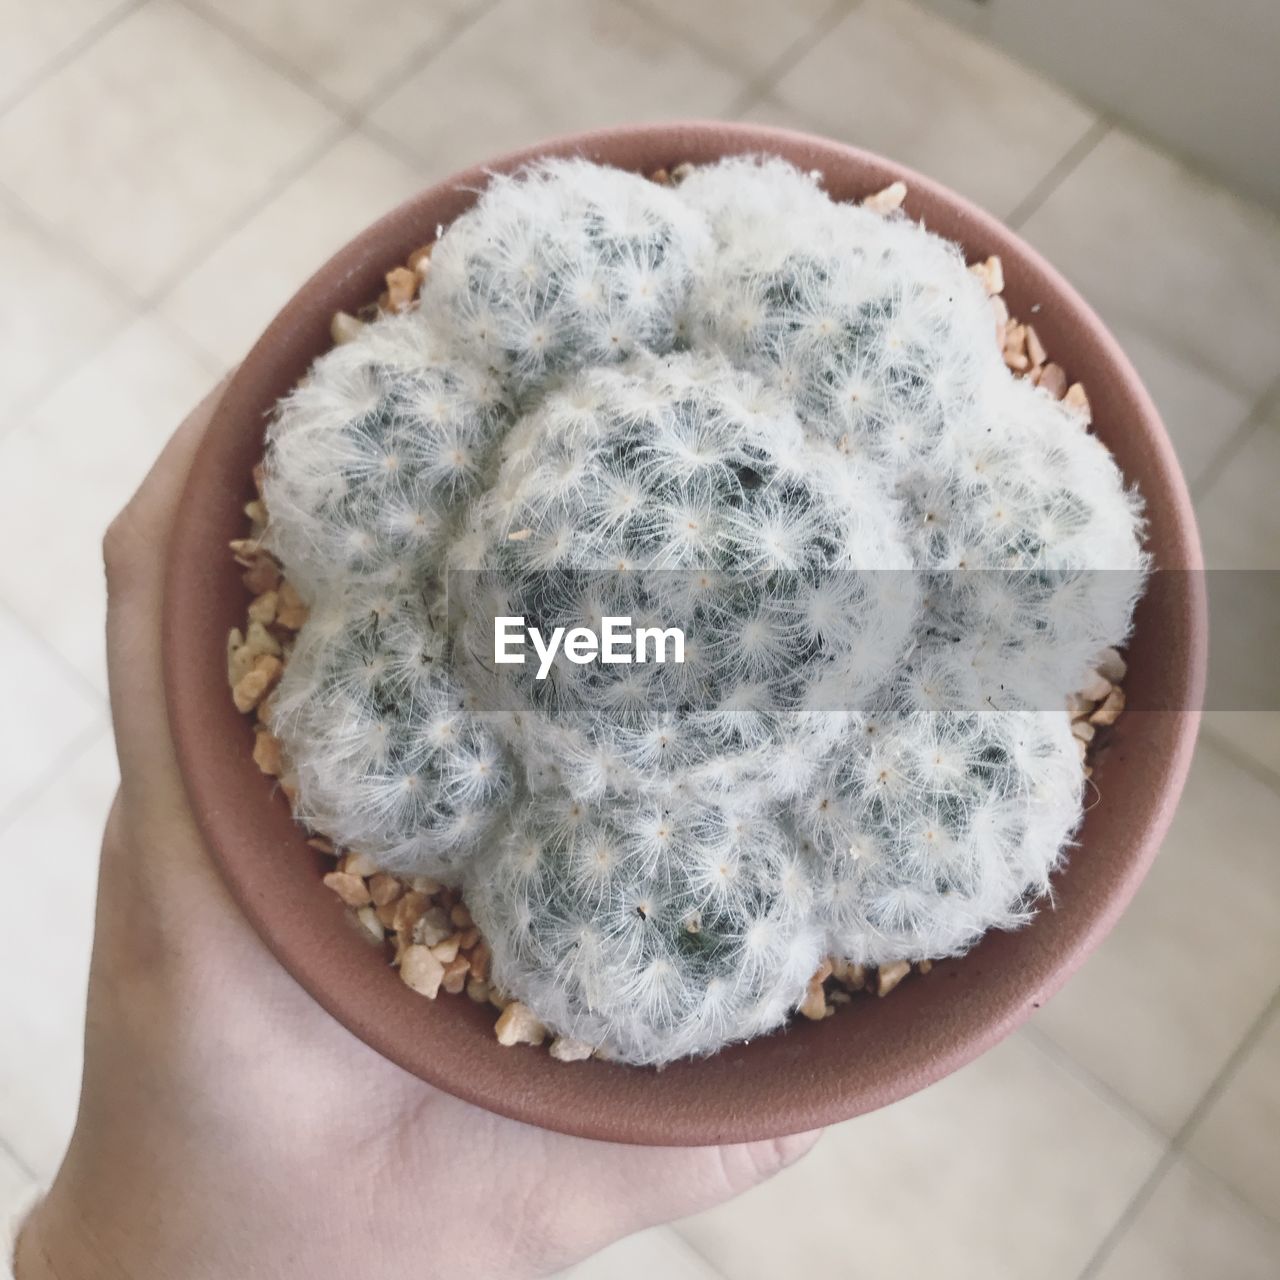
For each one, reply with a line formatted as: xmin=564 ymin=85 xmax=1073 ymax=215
xmin=1032 ymin=740 xmax=1280 ymax=1134
xmin=0 ymin=731 xmax=117 ymax=1180
xmin=0 ymin=315 xmax=217 ymax=692
xmin=159 ymin=130 xmax=424 ymax=367
xmin=675 ymin=1032 xmax=1161 ymax=1280
xmin=0 ymin=1142 xmax=35 ymax=1208
xmin=1185 ymin=1004 xmax=1280 ymax=1223
xmin=760 ymin=0 xmax=1098 ymax=219
xmin=368 ymin=0 xmax=745 ymax=180
xmin=631 ymin=0 xmax=833 ymax=78
xmin=0 ymin=0 xmax=340 ymax=298
xmin=191 ymin=0 xmax=484 ymax=107
xmin=560 ymin=1226 xmax=722 ymax=1279
xmin=1201 ymin=714 xmax=1280 ymax=785
xmin=1197 ymin=413 xmax=1280 ymax=569
xmin=0 ymin=0 xmax=128 ymax=108
xmin=1093 ymin=1157 xmax=1280 ymax=1280
xmin=1195 ymin=413 xmax=1280 ymax=771
xmin=1020 ymin=130 xmax=1280 ymax=401
xmin=1107 ymin=323 xmax=1251 ymax=490
xmin=0 ymin=206 xmax=130 ymax=424
xmin=0 ymin=612 xmax=102 ymax=819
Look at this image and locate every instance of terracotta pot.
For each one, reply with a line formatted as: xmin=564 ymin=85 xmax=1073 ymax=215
xmin=163 ymin=121 xmax=1206 ymax=1146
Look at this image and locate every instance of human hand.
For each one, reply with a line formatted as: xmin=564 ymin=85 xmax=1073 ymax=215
xmin=16 ymin=384 xmax=819 ymax=1280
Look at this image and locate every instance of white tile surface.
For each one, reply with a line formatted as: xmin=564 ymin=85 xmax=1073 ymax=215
xmin=191 ymin=0 xmax=484 ymax=106
xmin=561 ymin=1226 xmax=723 ymax=1279
xmin=0 ymin=731 xmax=117 ymax=1179
xmin=159 ymin=130 xmax=424 ymax=367
xmin=1020 ymin=129 xmax=1280 ymax=400
xmin=1186 ymin=1004 xmax=1280 ymax=1222
xmin=675 ymin=1032 xmax=1162 ymax=1280
xmin=0 ymin=316 xmax=217 ymax=692
xmin=0 ymin=0 xmax=340 ymax=297
xmin=368 ymin=0 xmax=745 ymax=179
xmin=631 ymin=0 xmax=835 ymax=77
xmin=0 ymin=1142 xmax=35 ymax=1209
xmin=1109 ymin=322 xmax=1252 ymax=490
xmin=0 ymin=612 xmax=102 ymax=820
xmin=1032 ymin=740 xmax=1280 ymax=1134
xmin=0 ymin=205 xmax=130 ymax=425
xmin=1093 ymin=1156 xmax=1280 ymax=1280
xmin=1201 ymin=714 xmax=1280 ymax=785
xmin=1195 ymin=414 xmax=1280 ymax=772
xmin=762 ymin=0 xmax=1098 ymax=218
xmin=1197 ymin=413 xmax=1280 ymax=569
xmin=0 ymin=0 xmax=129 ymax=107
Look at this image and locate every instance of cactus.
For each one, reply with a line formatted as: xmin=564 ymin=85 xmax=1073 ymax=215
xmin=262 ymin=312 xmax=512 ymax=602
xmin=268 ymin=586 xmax=512 ymax=877
xmin=797 ymin=662 xmax=1084 ymax=965
xmin=678 ymin=156 xmax=1002 ymax=473
xmin=447 ymin=350 xmax=918 ymax=802
xmin=469 ymin=791 xmax=822 ymax=1065
xmin=421 ymin=159 xmax=710 ymax=398
xmin=901 ymin=375 xmax=1148 ymax=705
xmin=260 ymin=155 xmax=1147 ymax=1063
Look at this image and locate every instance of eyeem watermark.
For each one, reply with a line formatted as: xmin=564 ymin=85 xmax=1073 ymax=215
xmin=494 ymin=616 xmax=685 ymax=680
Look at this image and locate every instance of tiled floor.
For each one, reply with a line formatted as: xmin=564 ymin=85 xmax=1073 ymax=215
xmin=1 ymin=1 xmax=1277 ymax=1276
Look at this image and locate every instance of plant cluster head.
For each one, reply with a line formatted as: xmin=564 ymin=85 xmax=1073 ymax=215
xmin=262 ymin=155 xmax=1147 ymax=1065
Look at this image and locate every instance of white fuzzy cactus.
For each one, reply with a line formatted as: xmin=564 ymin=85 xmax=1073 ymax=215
xmin=421 ymin=159 xmax=710 ymax=397
xmin=678 ymin=157 xmax=1003 ymax=473
xmin=261 ymin=155 xmax=1147 ymax=1064
xmin=470 ymin=792 xmax=821 ymax=1065
xmin=269 ymin=586 xmax=512 ymax=877
xmin=447 ymin=350 xmax=917 ymax=802
xmin=263 ymin=313 xmax=512 ymax=602
xmin=798 ymin=670 xmax=1084 ymax=965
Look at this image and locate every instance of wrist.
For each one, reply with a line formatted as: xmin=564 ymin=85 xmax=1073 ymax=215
xmin=15 ymin=1139 xmax=577 ymax=1280
xmin=15 ymin=1195 xmax=94 ymax=1280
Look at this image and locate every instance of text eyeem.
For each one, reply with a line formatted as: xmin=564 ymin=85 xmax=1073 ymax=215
xmin=494 ymin=616 xmax=686 ymax=680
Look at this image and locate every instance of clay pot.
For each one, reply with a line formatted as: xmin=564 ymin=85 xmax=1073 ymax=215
xmin=163 ymin=122 xmax=1206 ymax=1145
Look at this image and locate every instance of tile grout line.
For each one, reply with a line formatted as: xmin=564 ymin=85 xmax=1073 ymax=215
xmin=0 ymin=720 xmax=111 ymax=840
xmin=668 ymin=1226 xmax=734 ymax=1280
xmin=144 ymin=0 xmax=510 ymax=306
xmin=1179 ymin=1147 xmax=1280 ymax=1233
xmin=1074 ymin=1148 xmax=1178 ymax=1280
xmin=0 ymin=1133 xmax=38 ymax=1187
xmin=618 ymin=0 xmax=842 ymax=90
xmin=141 ymin=120 xmax=353 ymax=307
xmin=1005 ymin=116 xmax=1111 ymax=230
xmin=0 ymin=0 xmax=148 ymax=123
xmin=1019 ymin=1024 xmax=1171 ymax=1147
xmin=176 ymin=0 xmax=356 ymax=122
xmin=0 ymin=599 xmax=106 ymax=715
xmin=346 ymin=0 xmax=507 ymax=127
xmin=726 ymin=0 xmax=862 ymax=119
xmin=1190 ymin=371 xmax=1280 ymax=504
xmin=0 ymin=155 xmax=151 ymax=441
xmin=0 ymin=180 xmax=150 ymax=311
xmin=1075 ymin=985 xmax=1280 ymax=1279
xmin=1198 ymin=725 xmax=1280 ymax=797
xmin=354 ymin=118 xmax=436 ymax=178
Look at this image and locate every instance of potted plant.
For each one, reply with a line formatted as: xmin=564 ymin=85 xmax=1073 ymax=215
xmin=164 ymin=123 xmax=1205 ymax=1143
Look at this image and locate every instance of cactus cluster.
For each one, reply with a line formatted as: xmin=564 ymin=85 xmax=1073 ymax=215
xmin=261 ymin=156 xmax=1146 ymax=1064
xmin=447 ymin=351 xmax=918 ymax=802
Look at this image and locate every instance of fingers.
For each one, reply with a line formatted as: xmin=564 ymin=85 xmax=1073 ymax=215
xmin=712 ymin=1129 xmax=823 ymax=1198
xmin=105 ymin=379 xmax=230 ymax=795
